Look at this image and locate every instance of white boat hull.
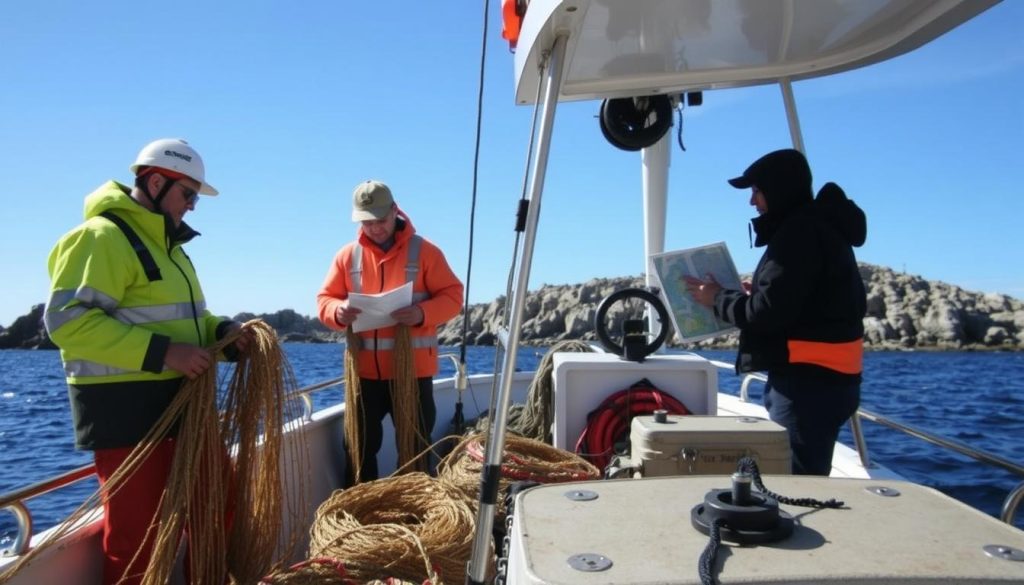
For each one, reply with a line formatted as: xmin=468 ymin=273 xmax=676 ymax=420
xmin=0 ymin=363 xmax=888 ymax=585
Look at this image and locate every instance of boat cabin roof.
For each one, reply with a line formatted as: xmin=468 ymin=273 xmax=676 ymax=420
xmin=514 ymin=0 xmax=1000 ymax=104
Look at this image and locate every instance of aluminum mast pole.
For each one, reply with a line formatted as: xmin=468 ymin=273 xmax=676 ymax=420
xmin=642 ymin=131 xmax=670 ymax=345
xmin=465 ymin=33 xmax=568 ymax=585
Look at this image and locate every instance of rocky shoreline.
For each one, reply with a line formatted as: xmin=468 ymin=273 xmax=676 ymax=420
xmin=2 ymin=263 xmax=1021 ymax=351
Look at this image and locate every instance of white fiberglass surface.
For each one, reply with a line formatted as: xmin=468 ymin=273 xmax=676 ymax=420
xmin=515 ymin=0 xmax=998 ymax=102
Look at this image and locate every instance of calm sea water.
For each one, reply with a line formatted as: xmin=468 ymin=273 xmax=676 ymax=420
xmin=2 ymin=344 xmax=1022 ymax=548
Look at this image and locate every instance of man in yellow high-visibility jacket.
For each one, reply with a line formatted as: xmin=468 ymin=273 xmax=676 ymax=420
xmin=44 ymin=138 xmax=248 ymax=585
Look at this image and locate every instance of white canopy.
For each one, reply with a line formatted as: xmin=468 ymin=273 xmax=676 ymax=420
xmin=514 ymin=0 xmax=1000 ymax=104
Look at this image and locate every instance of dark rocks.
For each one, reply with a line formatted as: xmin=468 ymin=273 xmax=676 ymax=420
xmin=438 ymin=264 xmax=1023 ymax=350
xmin=0 ymin=304 xmax=56 ymax=349
xmin=4 ymin=263 xmax=1022 ymax=350
xmin=279 ymin=332 xmax=331 ymax=343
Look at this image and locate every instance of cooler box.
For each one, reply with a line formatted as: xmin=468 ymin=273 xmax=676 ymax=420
xmin=552 ymin=353 xmax=717 ymax=451
xmin=631 ymin=415 xmax=790 ymax=476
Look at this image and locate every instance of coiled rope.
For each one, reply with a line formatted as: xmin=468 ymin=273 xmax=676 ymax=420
xmin=308 ymin=472 xmax=480 ymax=584
xmin=0 ymin=320 xmax=309 ymax=585
xmin=437 ymin=432 xmax=599 ymax=517
xmin=344 ymin=326 xmax=425 ymax=483
xmin=515 ymin=340 xmax=594 ymax=442
xmin=472 ymin=339 xmax=594 ymax=441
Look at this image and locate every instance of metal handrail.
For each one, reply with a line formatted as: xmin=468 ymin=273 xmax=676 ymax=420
xmin=707 ymin=359 xmax=768 ymax=402
xmin=725 ymin=366 xmax=1024 ymax=526
xmin=854 ymin=407 xmax=1024 ymax=525
xmin=295 ymin=376 xmax=345 ymax=420
xmin=0 ymin=465 xmax=95 ymax=557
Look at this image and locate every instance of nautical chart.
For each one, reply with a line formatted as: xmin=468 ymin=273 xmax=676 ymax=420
xmin=651 ymin=242 xmax=742 ymax=343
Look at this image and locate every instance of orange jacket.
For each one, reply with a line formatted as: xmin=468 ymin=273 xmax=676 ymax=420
xmin=317 ymin=211 xmax=463 ymax=380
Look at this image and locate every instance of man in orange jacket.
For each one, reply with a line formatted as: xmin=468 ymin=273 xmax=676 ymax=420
xmin=317 ymin=180 xmax=464 ymax=482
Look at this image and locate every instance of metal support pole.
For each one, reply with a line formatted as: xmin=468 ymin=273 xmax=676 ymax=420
xmin=641 ymin=131 xmax=670 ymax=345
xmin=465 ymin=33 xmax=568 ymax=585
xmin=779 ymin=78 xmax=806 ymax=154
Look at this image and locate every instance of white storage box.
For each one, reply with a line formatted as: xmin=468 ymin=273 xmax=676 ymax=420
xmin=552 ymin=353 xmax=717 ymax=451
xmin=631 ymin=414 xmax=791 ymax=476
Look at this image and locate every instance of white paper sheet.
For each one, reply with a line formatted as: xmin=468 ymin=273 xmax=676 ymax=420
xmin=346 ymin=281 xmax=414 ymax=333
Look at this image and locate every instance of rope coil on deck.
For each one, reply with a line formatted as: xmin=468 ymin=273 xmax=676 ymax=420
xmin=259 ymin=554 xmax=435 ymax=585
xmin=308 ymin=472 xmax=482 ymax=584
xmin=437 ymin=432 xmax=600 ymax=516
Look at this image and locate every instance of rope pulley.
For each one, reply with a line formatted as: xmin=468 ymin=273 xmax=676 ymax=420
xmin=599 ymin=94 xmax=674 ymax=151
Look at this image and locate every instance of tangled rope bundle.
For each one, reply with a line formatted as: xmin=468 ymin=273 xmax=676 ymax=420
xmin=515 ymin=340 xmax=595 ymax=442
xmin=0 ymin=320 xmax=310 ymax=585
xmin=260 ymin=558 xmax=352 ymax=584
xmin=472 ymin=340 xmax=595 ymax=442
xmin=344 ymin=326 xmax=426 ymax=483
xmin=308 ymin=472 xmax=481 ymax=584
xmin=437 ymin=432 xmax=600 ymax=516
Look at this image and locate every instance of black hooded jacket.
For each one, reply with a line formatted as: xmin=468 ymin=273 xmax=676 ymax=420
xmin=715 ymin=150 xmax=867 ymax=375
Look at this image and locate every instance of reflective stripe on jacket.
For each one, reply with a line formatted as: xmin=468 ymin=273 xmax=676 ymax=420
xmin=316 ymin=210 xmax=464 ymax=380
xmin=45 ymin=181 xmax=225 ymax=384
xmin=45 ymin=181 xmax=229 ymax=449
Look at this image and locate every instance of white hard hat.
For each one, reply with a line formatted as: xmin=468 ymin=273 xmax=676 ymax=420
xmin=129 ymin=138 xmax=218 ymax=195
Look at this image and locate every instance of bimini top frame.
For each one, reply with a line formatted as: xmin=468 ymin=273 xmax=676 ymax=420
xmin=467 ymin=2 xmax=1001 ymax=583
xmin=513 ymin=0 xmax=1000 ymax=105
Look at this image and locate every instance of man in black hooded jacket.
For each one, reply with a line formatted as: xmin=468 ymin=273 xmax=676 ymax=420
xmin=686 ymin=148 xmax=867 ymax=475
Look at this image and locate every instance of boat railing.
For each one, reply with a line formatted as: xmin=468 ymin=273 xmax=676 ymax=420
xmin=0 ymin=464 xmax=95 ymax=558
xmin=6 ymin=355 xmax=1021 ymax=557
xmin=0 ymin=352 xmax=470 ymax=556
xmin=708 ymin=360 xmax=1024 ymax=526
xmin=293 ymin=352 xmax=467 ymax=420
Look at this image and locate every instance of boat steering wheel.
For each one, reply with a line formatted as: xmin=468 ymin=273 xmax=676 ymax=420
xmin=594 ymin=288 xmax=670 ymax=362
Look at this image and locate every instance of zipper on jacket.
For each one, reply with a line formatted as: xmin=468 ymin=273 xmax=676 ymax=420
xmin=169 ymin=245 xmax=203 ymax=345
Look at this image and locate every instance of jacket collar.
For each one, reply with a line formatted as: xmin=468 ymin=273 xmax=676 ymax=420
xmin=84 ymin=180 xmax=199 ymax=247
xmin=357 ymin=208 xmax=416 ymax=254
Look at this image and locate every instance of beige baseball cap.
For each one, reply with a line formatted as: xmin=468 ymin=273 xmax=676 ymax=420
xmin=351 ymin=180 xmax=395 ymax=222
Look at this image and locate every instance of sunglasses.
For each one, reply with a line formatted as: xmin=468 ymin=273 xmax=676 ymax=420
xmin=178 ymin=184 xmax=199 ymax=205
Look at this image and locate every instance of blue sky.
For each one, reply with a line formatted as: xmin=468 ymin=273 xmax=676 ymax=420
xmin=1 ymin=1 xmax=1022 ymax=327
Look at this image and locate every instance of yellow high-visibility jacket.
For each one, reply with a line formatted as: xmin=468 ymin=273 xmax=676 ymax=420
xmin=45 ymin=180 xmax=231 ymax=449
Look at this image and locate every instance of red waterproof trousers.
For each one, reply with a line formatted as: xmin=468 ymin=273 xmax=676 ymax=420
xmin=94 ymin=439 xmax=235 ymax=585
xmin=93 ymin=439 xmax=177 ymax=585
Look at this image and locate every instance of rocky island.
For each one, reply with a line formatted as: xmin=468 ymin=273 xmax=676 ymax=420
xmin=2 ymin=264 xmax=1021 ymax=351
